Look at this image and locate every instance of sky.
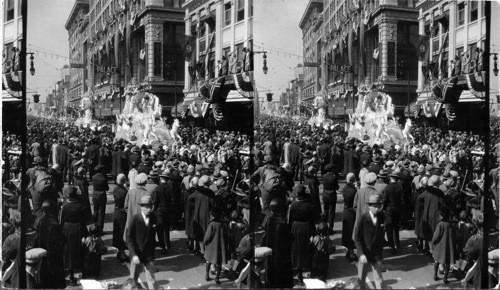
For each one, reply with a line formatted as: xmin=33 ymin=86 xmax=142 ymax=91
xmin=26 ymin=0 xmax=74 ymax=103
xmin=253 ymin=0 xmax=308 ymax=105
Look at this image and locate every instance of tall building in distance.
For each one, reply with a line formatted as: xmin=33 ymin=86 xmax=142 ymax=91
xmin=415 ymin=0 xmax=488 ymax=129
xmin=65 ymin=0 xmax=185 ymax=117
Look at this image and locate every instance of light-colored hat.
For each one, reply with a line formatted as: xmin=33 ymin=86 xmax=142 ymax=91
xmin=116 ymin=173 xmax=126 ymax=184
xmin=428 ymin=175 xmax=441 ymax=187
xmin=198 ymin=175 xmax=211 ymax=187
xmin=135 ymin=173 xmax=148 ymax=185
xmin=138 ymin=195 xmax=153 ymax=205
xmin=364 ymin=172 xmax=377 ymax=184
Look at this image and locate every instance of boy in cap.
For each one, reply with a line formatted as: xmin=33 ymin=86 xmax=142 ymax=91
xmin=354 ymin=194 xmax=385 ymax=289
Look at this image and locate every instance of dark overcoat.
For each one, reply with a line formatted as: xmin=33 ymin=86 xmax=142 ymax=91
xmin=341 ymin=183 xmax=357 ymax=249
xmin=112 ymin=184 xmax=128 ymax=250
xmin=189 ymin=187 xmax=215 ymax=240
xmin=35 ymin=214 xmax=66 ymax=289
xmin=289 ymin=198 xmax=315 ymax=269
xmin=432 ymin=220 xmax=457 ymax=264
xmin=60 ymin=198 xmax=88 ymax=269
xmin=419 ymin=187 xmax=444 ymax=241
xmin=203 ymin=220 xmax=228 ymax=265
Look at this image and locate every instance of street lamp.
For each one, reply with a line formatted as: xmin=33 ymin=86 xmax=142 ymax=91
xmin=26 ymin=52 xmax=35 ymax=75
xmin=492 ymin=53 xmax=499 ymax=76
xmin=253 ymin=51 xmax=268 ymax=74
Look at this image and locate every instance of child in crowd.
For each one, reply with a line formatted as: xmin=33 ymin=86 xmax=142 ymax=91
xmin=227 ymin=210 xmax=248 ymax=278
xmin=455 ymin=210 xmax=475 ymax=273
xmin=432 ymin=207 xmax=457 ymax=284
xmin=311 ymin=222 xmax=334 ymax=282
xmin=204 ymin=207 xmax=228 ymax=284
xmin=82 ymin=224 xmax=107 ymax=279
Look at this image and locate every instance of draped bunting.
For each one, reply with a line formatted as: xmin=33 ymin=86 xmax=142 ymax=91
xmin=212 ymin=103 xmax=224 ymax=121
xmin=465 ymin=73 xmax=486 ymax=99
xmin=189 ymin=102 xmax=210 ymax=118
xmin=198 ymin=77 xmax=228 ymax=103
xmin=431 ymin=76 xmax=459 ymax=103
xmin=3 ymin=71 xmax=23 ymax=92
xmin=422 ymin=101 xmax=443 ymax=118
xmin=445 ymin=103 xmax=456 ymax=121
xmin=231 ymin=72 xmax=254 ymax=99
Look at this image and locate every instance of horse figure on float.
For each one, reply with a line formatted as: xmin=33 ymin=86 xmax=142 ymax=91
xmin=402 ymin=118 xmax=415 ymax=143
xmin=169 ymin=119 xmax=182 ymax=152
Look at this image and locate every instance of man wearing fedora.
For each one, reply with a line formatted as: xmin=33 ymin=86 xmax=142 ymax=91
xmin=383 ymin=171 xmax=403 ymax=255
xmin=124 ymin=173 xmax=150 ymax=241
xmin=374 ymin=169 xmax=389 ymax=196
xmin=354 ymin=194 xmax=386 ymax=289
xmin=127 ymin=195 xmax=157 ymax=289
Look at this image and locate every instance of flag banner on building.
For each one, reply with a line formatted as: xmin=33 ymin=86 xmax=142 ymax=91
xmin=199 ymin=77 xmax=228 ymax=103
xmin=232 ymin=72 xmax=254 ymax=92
xmin=189 ymin=102 xmax=210 ymax=118
xmin=421 ymin=101 xmax=443 ymax=118
xmin=3 ymin=71 xmax=23 ymax=92
xmin=212 ymin=102 xmax=224 ymax=121
xmin=465 ymin=73 xmax=486 ymax=99
xmin=183 ymin=35 xmax=196 ymax=61
xmin=445 ymin=103 xmax=456 ymax=121
xmin=431 ymin=76 xmax=459 ymax=103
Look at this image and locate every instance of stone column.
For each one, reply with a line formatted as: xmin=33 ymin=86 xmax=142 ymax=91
xmin=184 ymin=12 xmax=192 ymax=91
xmin=215 ymin=0 xmax=223 ymax=64
xmin=146 ymin=19 xmax=164 ymax=81
xmin=449 ymin=2 xmax=456 ymax=63
xmin=417 ymin=13 xmax=425 ymax=91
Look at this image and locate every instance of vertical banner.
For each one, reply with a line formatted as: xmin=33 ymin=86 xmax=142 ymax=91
xmin=360 ymin=17 xmax=366 ymax=76
xmin=114 ymin=30 xmax=120 ymax=66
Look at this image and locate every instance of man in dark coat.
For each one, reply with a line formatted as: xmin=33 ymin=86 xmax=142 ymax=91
xmin=261 ymin=198 xmax=294 ymax=288
xmin=417 ymin=175 xmax=444 ymax=253
xmin=317 ymin=139 xmax=331 ymax=175
xmin=368 ymin=156 xmax=383 ymax=174
xmin=288 ymin=139 xmax=301 ymax=181
xmin=152 ymin=170 xmax=173 ymax=254
xmin=127 ymin=195 xmax=157 ymax=289
xmin=35 ymin=201 xmax=66 ymax=289
xmin=354 ymin=194 xmax=385 ymax=290
xmin=322 ymin=164 xmax=339 ymax=234
xmin=382 ymin=172 xmax=403 ymax=254
xmin=55 ymin=139 xmax=70 ymax=182
xmin=92 ymin=165 xmax=109 ymax=231
xmin=111 ymin=144 xmax=123 ymax=182
xmin=359 ymin=146 xmax=372 ymax=168
xmin=85 ymin=139 xmax=99 ymax=179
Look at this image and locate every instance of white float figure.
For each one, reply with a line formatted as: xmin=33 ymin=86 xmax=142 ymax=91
xmin=402 ymin=118 xmax=415 ymax=143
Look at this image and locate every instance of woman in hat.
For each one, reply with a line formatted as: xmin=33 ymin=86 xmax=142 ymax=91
xmin=289 ymin=184 xmax=316 ymax=282
xmin=60 ymin=185 xmax=89 ymax=285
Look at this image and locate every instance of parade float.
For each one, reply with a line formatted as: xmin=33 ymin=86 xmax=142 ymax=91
xmin=347 ymin=83 xmax=412 ymax=146
xmin=113 ymin=85 xmax=179 ymax=148
xmin=75 ymin=95 xmax=99 ymax=128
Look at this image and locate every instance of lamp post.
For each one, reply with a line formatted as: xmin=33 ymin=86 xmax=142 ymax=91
xmin=492 ymin=53 xmax=499 ymax=77
xmin=26 ymin=52 xmax=35 ymax=75
xmin=253 ymin=51 xmax=268 ymax=74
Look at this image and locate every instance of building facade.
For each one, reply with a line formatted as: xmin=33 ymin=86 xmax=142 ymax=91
xmin=65 ymin=0 xmax=90 ymax=108
xmin=181 ymin=0 xmax=254 ymax=131
xmin=2 ymin=0 xmax=23 ymax=101
xmin=416 ymin=0 xmax=488 ymax=129
xmin=319 ymin=0 xmax=420 ymax=118
xmin=65 ymin=0 xmax=185 ymax=117
xmin=299 ymin=0 xmax=323 ymax=106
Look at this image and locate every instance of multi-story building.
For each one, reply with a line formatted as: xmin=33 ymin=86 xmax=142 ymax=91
xmin=2 ymin=0 xmax=24 ymax=132
xmin=299 ymin=0 xmax=323 ymax=107
xmin=65 ymin=0 xmax=185 ymax=118
xmin=65 ymin=0 xmax=90 ymax=107
xmin=416 ymin=0 xmax=488 ymax=129
xmin=2 ymin=0 xmax=23 ymax=101
xmin=321 ymin=0 xmax=419 ymax=117
xmin=181 ymin=0 xmax=254 ymax=131
xmin=492 ymin=1 xmax=500 ymax=115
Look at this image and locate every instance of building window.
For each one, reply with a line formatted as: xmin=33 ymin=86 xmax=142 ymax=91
xmin=441 ymin=51 xmax=448 ymax=78
xmin=470 ymin=1 xmax=478 ymax=22
xmin=224 ymin=3 xmax=231 ymax=26
xmin=236 ymin=0 xmax=244 ymax=22
xmin=457 ymin=2 xmax=465 ymax=26
xmin=5 ymin=0 xmax=15 ymax=22
xmin=387 ymin=42 xmax=395 ymax=75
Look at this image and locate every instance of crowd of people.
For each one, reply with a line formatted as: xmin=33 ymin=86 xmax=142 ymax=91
xmin=251 ymin=114 xmax=498 ymax=289
xmin=2 ymin=115 xmax=255 ymax=288
xmin=1 ymin=112 xmax=498 ymax=289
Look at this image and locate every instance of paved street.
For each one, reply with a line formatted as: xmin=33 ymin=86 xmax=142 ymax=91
xmin=74 ymin=178 xmax=485 ymax=289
